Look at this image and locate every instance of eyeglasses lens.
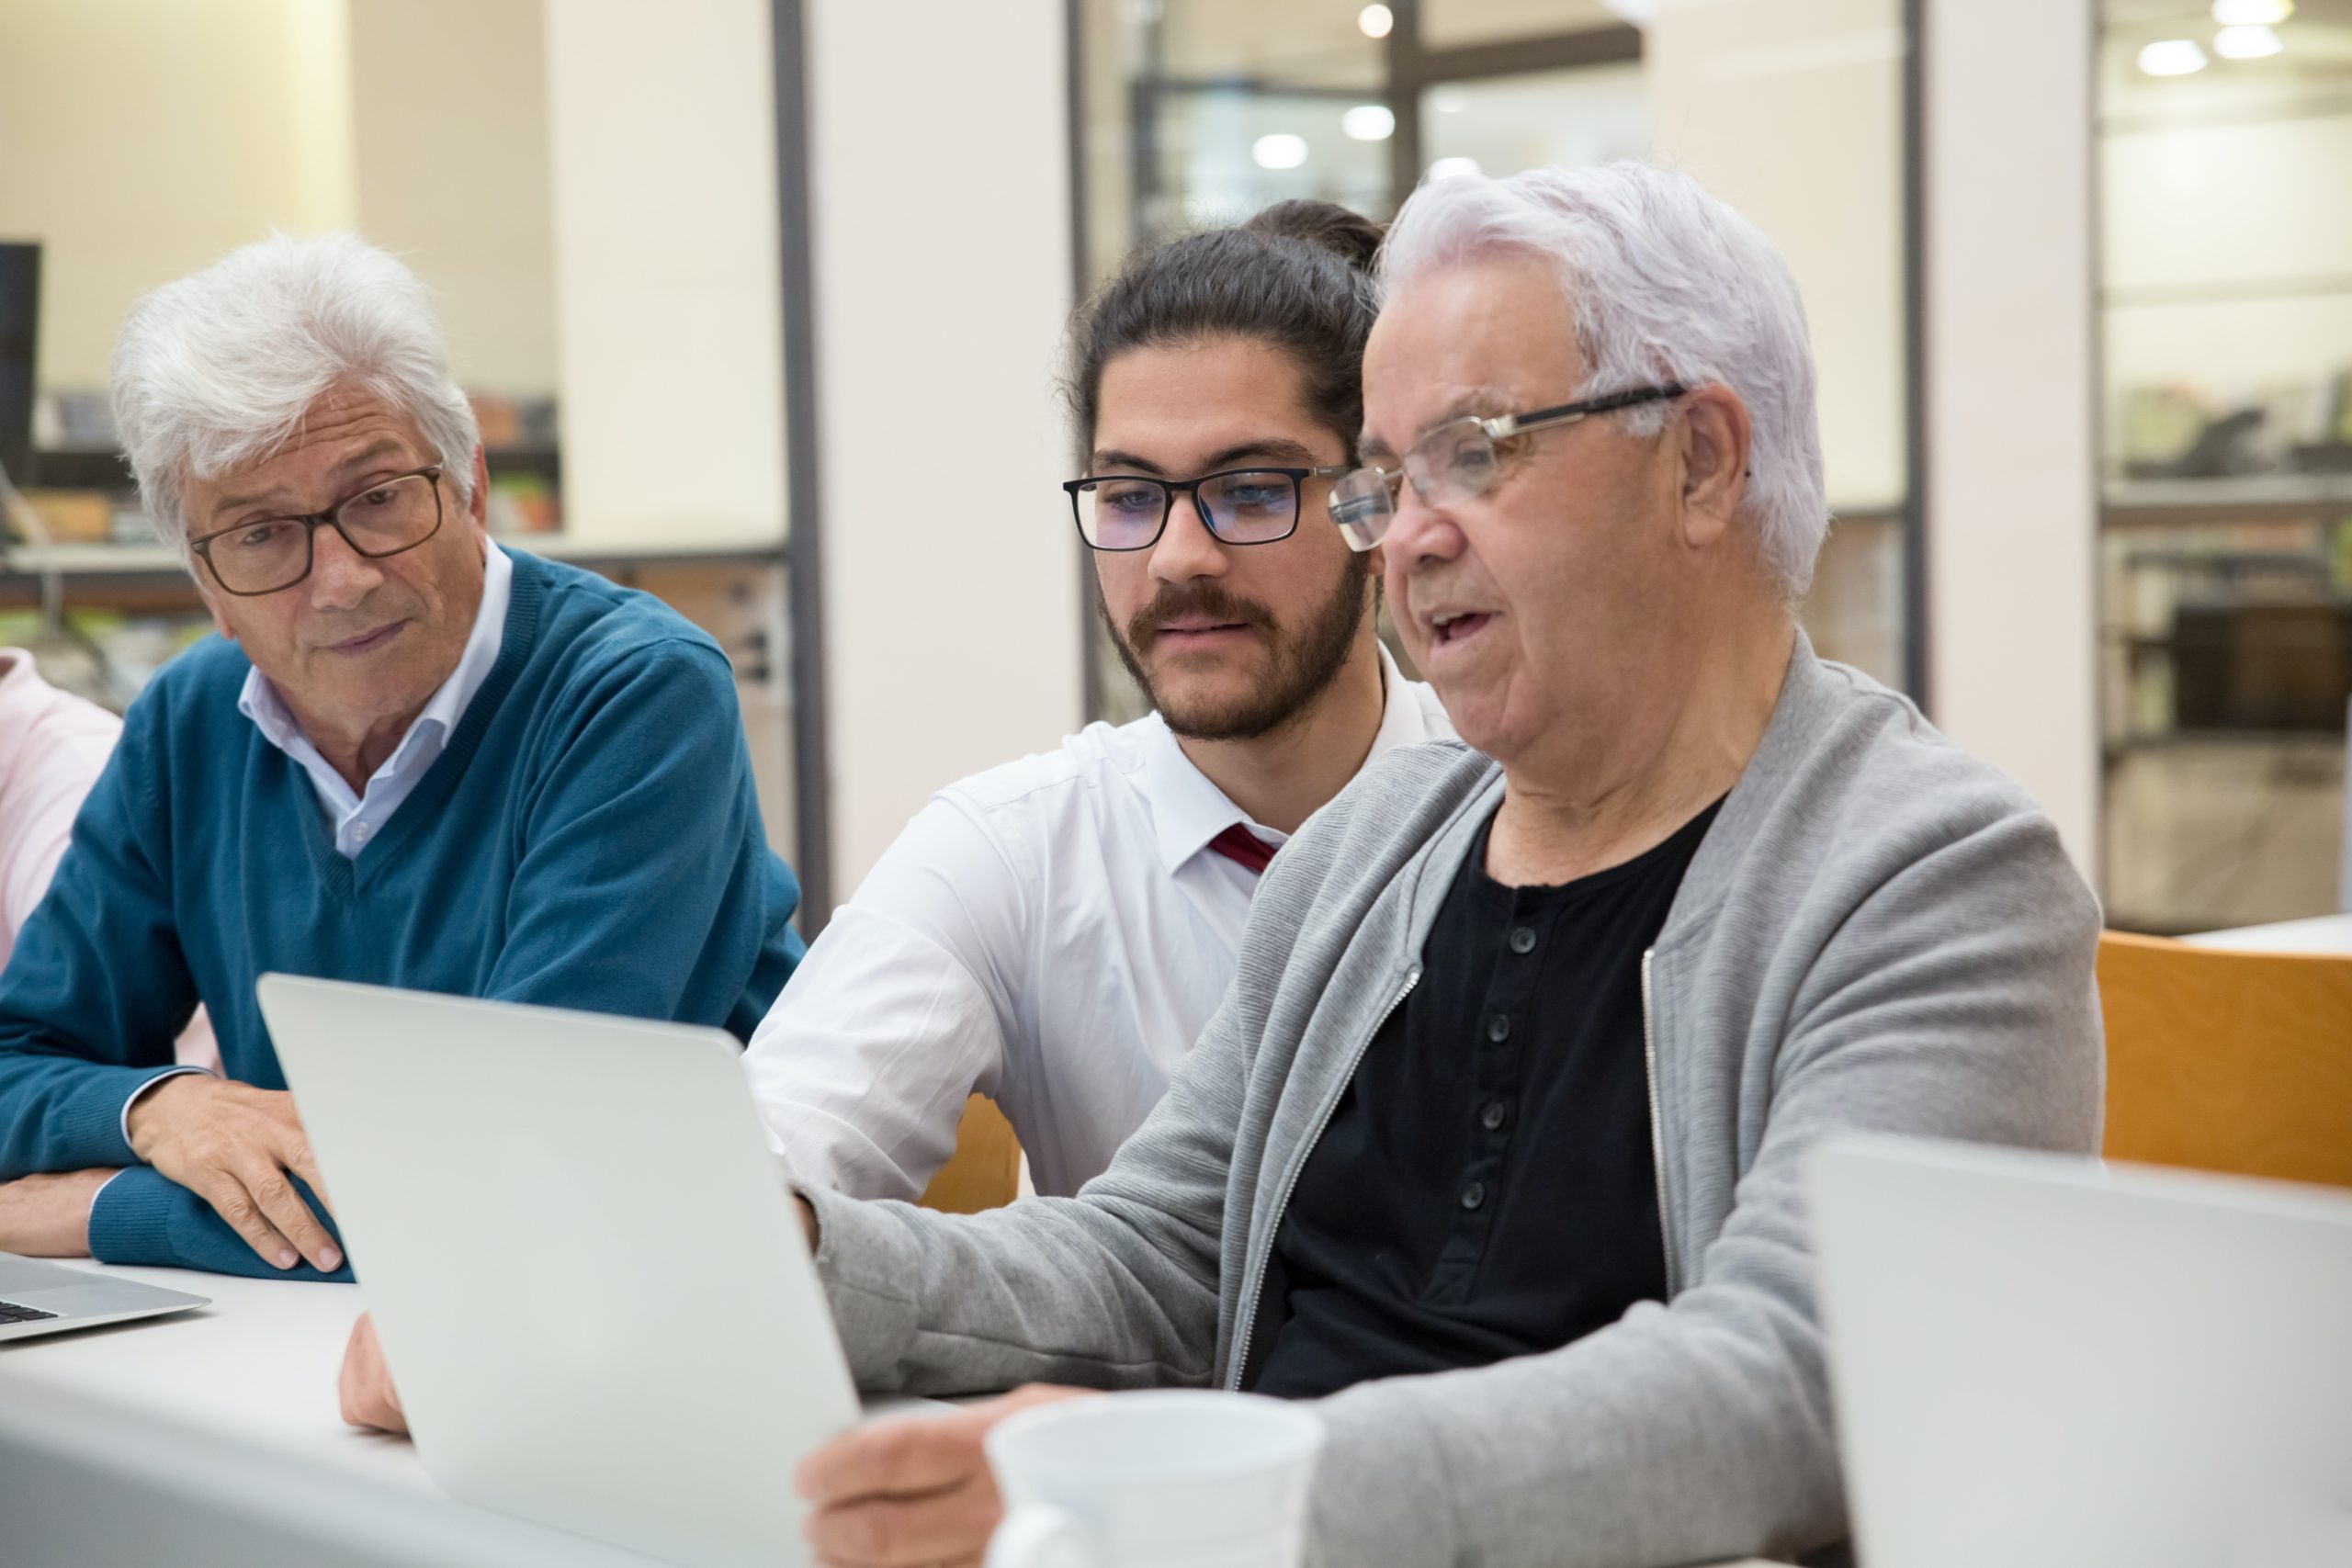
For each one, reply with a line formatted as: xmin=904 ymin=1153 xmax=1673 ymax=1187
xmin=1078 ymin=478 xmax=1167 ymax=551
xmin=1198 ymin=470 xmax=1299 ymax=545
xmin=1410 ymin=421 xmax=1498 ymax=506
xmin=1329 ymin=468 xmax=1394 ymax=552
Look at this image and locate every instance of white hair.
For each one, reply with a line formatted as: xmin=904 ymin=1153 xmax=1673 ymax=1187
xmin=1379 ymin=162 xmax=1829 ymax=596
xmin=109 ymin=232 xmax=480 ymax=552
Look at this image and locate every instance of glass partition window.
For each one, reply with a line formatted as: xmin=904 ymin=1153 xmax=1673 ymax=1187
xmin=1421 ymin=64 xmax=1652 ymax=176
xmin=2098 ymin=0 xmax=2352 ymax=931
xmin=1145 ymin=89 xmax=1393 ymax=231
xmin=1421 ymin=0 xmax=1635 ymax=49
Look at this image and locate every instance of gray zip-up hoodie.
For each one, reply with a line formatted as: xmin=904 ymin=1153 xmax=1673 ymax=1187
xmin=801 ymin=635 xmax=2105 ymax=1566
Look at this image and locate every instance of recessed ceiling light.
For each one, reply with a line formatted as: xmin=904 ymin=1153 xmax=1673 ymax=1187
xmin=1358 ymin=4 xmax=1394 ymax=39
xmin=1428 ymin=156 xmax=1483 ymax=182
xmin=1342 ymin=104 xmax=1396 ymax=141
xmin=2211 ymin=0 xmax=2291 ymax=25
xmin=1252 ymin=133 xmax=1310 ymax=171
xmin=2212 ymin=23 xmax=2283 ymax=57
xmin=2137 ymin=38 xmax=2210 ymax=75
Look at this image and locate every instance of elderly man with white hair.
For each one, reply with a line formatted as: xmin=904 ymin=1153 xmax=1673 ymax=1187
xmin=371 ymin=164 xmax=2105 ymax=1564
xmin=0 ymin=234 xmax=806 ymax=1279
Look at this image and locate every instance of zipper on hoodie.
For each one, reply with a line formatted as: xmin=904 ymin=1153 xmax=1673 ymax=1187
xmin=1641 ymin=948 xmax=1678 ymax=1298
xmin=1227 ymin=964 xmax=1423 ymax=1392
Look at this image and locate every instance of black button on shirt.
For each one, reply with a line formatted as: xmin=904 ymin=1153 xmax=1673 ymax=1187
xmin=1246 ymin=797 xmax=1724 ymax=1401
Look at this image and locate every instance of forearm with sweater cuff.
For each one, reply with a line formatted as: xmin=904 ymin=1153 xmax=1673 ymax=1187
xmin=0 ymin=1060 xmax=199 ymax=1178
xmin=88 ymin=1165 xmax=352 ymax=1281
xmin=800 ymin=1181 xmax=1216 ymax=1398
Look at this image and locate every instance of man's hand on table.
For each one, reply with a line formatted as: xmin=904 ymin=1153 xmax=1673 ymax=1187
xmin=0 ymin=1168 xmax=116 ymax=1256
xmin=338 ymin=1312 xmax=407 ymax=1434
xmin=127 ymin=1074 xmax=341 ymax=1273
xmin=796 ymin=1385 xmax=1097 ymax=1568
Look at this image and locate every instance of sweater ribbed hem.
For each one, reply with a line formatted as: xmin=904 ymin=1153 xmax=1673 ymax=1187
xmin=88 ymin=1164 xmax=354 ymax=1280
xmin=85 ymin=1165 xmax=177 ymax=1265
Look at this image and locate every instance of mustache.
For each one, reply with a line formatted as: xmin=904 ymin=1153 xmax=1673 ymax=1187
xmin=1124 ymin=581 xmax=1276 ymax=650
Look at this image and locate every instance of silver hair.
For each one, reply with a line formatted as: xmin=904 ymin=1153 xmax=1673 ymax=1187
xmin=109 ymin=232 xmax=480 ymax=553
xmin=1379 ymin=162 xmax=1829 ymax=596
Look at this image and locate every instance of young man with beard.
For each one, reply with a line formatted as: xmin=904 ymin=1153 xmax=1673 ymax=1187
xmin=740 ymin=202 xmax=1451 ymax=1201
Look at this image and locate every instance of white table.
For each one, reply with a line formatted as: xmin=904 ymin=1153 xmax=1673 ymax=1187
xmin=0 ymin=1261 xmax=1803 ymax=1567
xmin=0 ymin=1262 xmax=672 ymax=1567
xmin=2180 ymin=913 xmax=2352 ymax=954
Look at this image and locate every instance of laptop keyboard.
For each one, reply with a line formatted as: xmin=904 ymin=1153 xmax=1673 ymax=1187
xmin=0 ymin=1299 xmax=59 ymax=1324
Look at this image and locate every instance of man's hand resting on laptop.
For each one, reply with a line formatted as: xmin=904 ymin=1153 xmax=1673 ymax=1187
xmin=339 ymin=1312 xmax=407 ymax=1434
xmin=128 ymin=1074 xmax=342 ymax=1273
xmin=796 ymin=1385 xmax=1097 ymax=1567
xmin=0 ymin=1168 xmax=117 ymax=1256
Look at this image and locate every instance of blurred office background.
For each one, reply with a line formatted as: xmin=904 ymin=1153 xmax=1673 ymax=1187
xmin=0 ymin=0 xmax=2345 ymax=935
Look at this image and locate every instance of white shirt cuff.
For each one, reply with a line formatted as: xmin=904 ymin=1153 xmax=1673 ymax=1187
xmin=119 ymin=1066 xmax=214 ymax=1155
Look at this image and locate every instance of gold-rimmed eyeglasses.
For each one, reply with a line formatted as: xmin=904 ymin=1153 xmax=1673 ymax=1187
xmin=1328 ymin=384 xmax=1687 ymax=551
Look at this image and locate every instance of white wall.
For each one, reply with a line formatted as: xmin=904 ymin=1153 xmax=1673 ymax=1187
xmin=349 ymin=0 xmax=558 ymax=398
xmin=1646 ymin=0 xmax=1907 ymax=515
xmin=806 ymin=0 xmax=1083 ymax=896
xmin=0 ymin=0 xmax=560 ymax=404
xmin=541 ymin=0 xmax=787 ymax=547
xmin=0 ymin=0 xmax=358 ymax=393
xmin=1924 ymin=0 xmax=2100 ymax=871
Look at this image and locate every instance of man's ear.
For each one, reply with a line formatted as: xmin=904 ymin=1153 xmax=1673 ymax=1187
xmin=1678 ymin=385 xmax=1752 ymax=550
xmin=468 ymin=444 xmax=492 ymax=534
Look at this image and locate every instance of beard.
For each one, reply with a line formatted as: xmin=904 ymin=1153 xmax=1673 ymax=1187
xmin=1102 ymin=551 xmax=1374 ymax=742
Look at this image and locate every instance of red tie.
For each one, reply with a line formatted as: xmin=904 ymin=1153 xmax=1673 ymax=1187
xmin=1207 ymin=824 xmax=1276 ymax=875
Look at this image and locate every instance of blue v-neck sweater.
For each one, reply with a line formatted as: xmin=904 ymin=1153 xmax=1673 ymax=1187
xmin=0 ymin=550 xmax=805 ymax=1278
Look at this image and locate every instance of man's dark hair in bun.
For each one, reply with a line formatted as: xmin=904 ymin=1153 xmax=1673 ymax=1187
xmin=1067 ymin=199 xmax=1385 ymax=460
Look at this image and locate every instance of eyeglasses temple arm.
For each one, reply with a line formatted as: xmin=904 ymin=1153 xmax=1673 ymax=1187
xmin=1490 ymin=383 xmax=1690 ymax=440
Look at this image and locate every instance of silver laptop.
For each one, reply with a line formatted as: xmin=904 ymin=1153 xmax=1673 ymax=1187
xmin=258 ymin=974 xmax=864 ymax=1568
xmin=0 ymin=1252 xmax=209 ymax=1341
xmin=1812 ymin=1134 xmax=2352 ymax=1568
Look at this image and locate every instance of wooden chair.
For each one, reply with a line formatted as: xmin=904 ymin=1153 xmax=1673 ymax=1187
xmin=917 ymin=1094 xmax=1023 ymax=1213
xmin=2097 ymin=931 xmax=2352 ymax=1189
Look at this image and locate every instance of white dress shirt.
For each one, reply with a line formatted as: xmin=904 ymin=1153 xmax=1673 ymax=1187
xmin=237 ymin=542 xmax=512 ymax=859
xmin=743 ymin=646 xmax=1454 ymax=1200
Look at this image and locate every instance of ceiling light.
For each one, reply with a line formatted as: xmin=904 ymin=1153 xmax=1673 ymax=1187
xmin=1251 ymin=133 xmax=1309 ymax=171
xmin=2212 ymin=22 xmax=2283 ymax=57
xmin=2211 ymin=0 xmax=2291 ymax=24
xmin=1430 ymin=88 xmax=1468 ymax=114
xmin=1358 ymin=4 xmax=1394 ymax=39
xmin=1342 ymin=104 xmax=1396 ymax=141
xmin=2137 ymin=39 xmax=2210 ymax=75
xmin=1428 ymin=156 xmax=1483 ymax=182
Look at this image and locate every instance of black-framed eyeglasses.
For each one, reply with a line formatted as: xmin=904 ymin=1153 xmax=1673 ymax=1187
xmin=1063 ymin=465 xmax=1351 ymax=552
xmin=1329 ymin=384 xmax=1687 ymax=551
xmin=187 ymin=466 xmax=447 ymax=596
